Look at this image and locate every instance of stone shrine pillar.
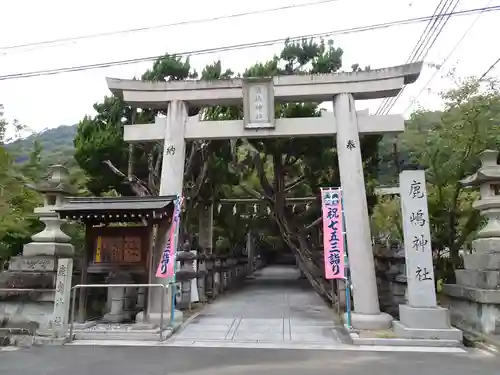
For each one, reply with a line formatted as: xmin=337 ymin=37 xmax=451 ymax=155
xmin=333 ymin=94 xmax=392 ymax=330
xmin=444 ymin=150 xmax=500 ymax=336
xmin=35 ymin=258 xmax=74 ymax=344
xmin=393 ymin=168 xmax=461 ymax=342
xmin=49 ymin=259 xmax=73 ymax=337
xmin=136 ymin=101 xmax=187 ymax=327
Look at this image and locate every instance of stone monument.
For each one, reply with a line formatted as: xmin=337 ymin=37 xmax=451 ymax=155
xmin=444 ymin=150 xmax=500 ymax=336
xmin=393 ymin=167 xmax=462 ymax=343
xmin=0 ymin=165 xmax=74 ymax=332
xmin=35 ymin=258 xmax=74 ymax=344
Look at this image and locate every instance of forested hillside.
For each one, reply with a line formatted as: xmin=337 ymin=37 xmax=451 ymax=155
xmin=6 ymin=125 xmax=77 ymax=166
xmin=5 ymin=123 xmax=405 ymax=185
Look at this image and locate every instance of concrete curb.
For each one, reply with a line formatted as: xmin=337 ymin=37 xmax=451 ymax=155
xmin=461 ymin=328 xmax=500 ymax=355
xmin=346 ymin=325 xmax=462 ymax=348
xmin=171 ymin=307 xmax=205 ymax=337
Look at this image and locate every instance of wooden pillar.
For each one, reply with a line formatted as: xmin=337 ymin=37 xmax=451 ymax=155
xmin=77 ymin=223 xmax=91 ymax=322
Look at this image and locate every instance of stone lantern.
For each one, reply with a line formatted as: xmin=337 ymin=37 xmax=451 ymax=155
xmin=463 ymin=150 xmax=500 ymax=239
xmin=443 ymin=150 xmax=500 ymax=336
xmin=24 ymin=165 xmax=74 ymax=256
xmin=0 ymin=165 xmax=75 ymax=332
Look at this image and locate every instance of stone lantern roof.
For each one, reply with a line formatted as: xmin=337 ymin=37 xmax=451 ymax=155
xmin=35 ymin=165 xmax=74 ymax=195
xmin=460 ymin=150 xmax=500 ymax=187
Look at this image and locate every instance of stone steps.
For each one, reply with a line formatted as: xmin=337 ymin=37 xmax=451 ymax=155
xmin=72 ymin=328 xmax=173 ymax=342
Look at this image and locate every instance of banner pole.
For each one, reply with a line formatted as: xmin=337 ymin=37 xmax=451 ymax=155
xmin=340 ymin=188 xmax=352 ymax=329
xmin=170 ymin=194 xmax=182 ymax=327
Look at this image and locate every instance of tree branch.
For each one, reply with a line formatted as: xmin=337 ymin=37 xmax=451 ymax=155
xmin=103 ymin=160 xmax=151 ymax=196
xmin=284 ymin=174 xmax=307 ymax=192
xmin=302 ymin=217 xmax=322 ymax=232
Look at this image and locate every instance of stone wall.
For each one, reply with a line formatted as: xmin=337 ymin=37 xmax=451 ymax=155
xmin=374 ymin=241 xmax=407 ymax=318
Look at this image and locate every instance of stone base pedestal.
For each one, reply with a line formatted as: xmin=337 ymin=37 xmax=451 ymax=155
xmin=443 ymin=284 xmax=500 ymax=335
xmin=393 ymin=305 xmax=462 ymax=341
xmin=349 ymin=311 xmax=393 ymax=330
xmin=135 ymin=309 xmax=183 ymax=329
xmin=71 ymin=321 xmax=96 ymax=330
xmin=102 ymin=312 xmax=129 ymax=323
xmin=442 ymin=237 xmax=500 ymax=336
xmin=33 ymin=336 xmax=69 ymax=346
xmin=22 ymin=242 xmax=74 ymax=257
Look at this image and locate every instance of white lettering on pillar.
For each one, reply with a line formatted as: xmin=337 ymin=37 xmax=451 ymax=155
xmin=333 ymin=93 xmax=381 ymax=315
xmin=159 ymin=101 xmax=188 ymax=196
xmin=399 ymin=169 xmax=437 ymax=308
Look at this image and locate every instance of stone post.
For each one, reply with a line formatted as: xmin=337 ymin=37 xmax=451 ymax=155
xmin=103 ymin=270 xmax=133 ymax=323
xmin=214 ymin=257 xmax=221 ymax=297
xmin=199 ymin=203 xmax=213 ymax=253
xmin=246 ymin=231 xmax=254 ymax=275
xmin=136 ymin=287 xmax=146 ymax=310
xmin=393 ymin=168 xmax=462 ymax=342
xmin=444 ymin=150 xmax=500 ymax=336
xmin=205 ymin=256 xmax=215 ymax=300
xmin=333 ymin=94 xmax=392 ymax=330
xmin=196 ymin=255 xmax=207 ymax=302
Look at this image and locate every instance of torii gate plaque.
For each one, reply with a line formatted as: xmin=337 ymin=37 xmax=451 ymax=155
xmin=107 ymin=62 xmax=423 ymax=330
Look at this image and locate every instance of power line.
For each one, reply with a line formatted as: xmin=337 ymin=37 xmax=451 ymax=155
xmin=404 ymin=0 xmax=492 ymax=114
xmin=377 ymin=0 xmax=460 ymax=115
xmin=1 ymin=5 xmax=498 ymax=81
xmin=407 ymin=0 xmax=447 ymax=63
xmin=479 ymin=55 xmax=500 ymax=80
xmin=376 ymin=0 xmax=450 ymax=115
xmin=0 ymin=0 xmax=342 ymax=54
xmin=412 ymin=0 xmax=458 ymax=61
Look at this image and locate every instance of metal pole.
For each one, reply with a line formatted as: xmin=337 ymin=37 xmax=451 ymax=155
xmin=331 ymin=279 xmax=334 ymax=310
xmin=69 ymin=287 xmax=77 ymax=342
xmin=336 ymin=279 xmax=340 ymax=316
xmin=170 ymin=195 xmax=183 ymax=327
xmin=345 ymin=276 xmax=351 ymax=329
xmin=159 ymin=284 xmax=165 ymax=341
xmin=340 ymin=187 xmax=352 ymax=329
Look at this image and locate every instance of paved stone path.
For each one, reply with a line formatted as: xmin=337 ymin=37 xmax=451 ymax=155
xmin=170 ymin=266 xmax=347 ymax=347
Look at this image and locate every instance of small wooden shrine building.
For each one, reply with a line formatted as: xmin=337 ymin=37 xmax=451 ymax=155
xmin=56 ymin=196 xmax=175 ymax=322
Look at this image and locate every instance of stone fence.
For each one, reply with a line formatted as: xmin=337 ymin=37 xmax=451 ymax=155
xmin=174 ymin=252 xmax=251 ymax=310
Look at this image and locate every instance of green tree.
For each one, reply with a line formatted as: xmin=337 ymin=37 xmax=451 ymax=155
xmin=0 ymin=106 xmax=42 ymax=260
xmin=372 ymin=77 xmax=500 ymax=282
xmin=218 ymin=39 xmax=381 ymax=298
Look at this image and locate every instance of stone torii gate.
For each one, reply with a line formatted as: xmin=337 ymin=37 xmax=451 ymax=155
xmin=106 ymin=62 xmax=422 ymax=330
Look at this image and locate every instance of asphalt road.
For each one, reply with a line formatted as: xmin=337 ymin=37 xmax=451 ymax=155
xmin=0 ymin=346 xmax=498 ymax=375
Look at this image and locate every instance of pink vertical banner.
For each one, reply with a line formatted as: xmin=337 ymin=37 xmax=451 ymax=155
xmin=321 ymin=188 xmax=345 ymax=279
xmin=156 ymin=196 xmax=183 ymax=279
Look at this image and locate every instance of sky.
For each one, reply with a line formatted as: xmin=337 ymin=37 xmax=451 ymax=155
xmin=0 ymin=0 xmax=499 ymax=137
